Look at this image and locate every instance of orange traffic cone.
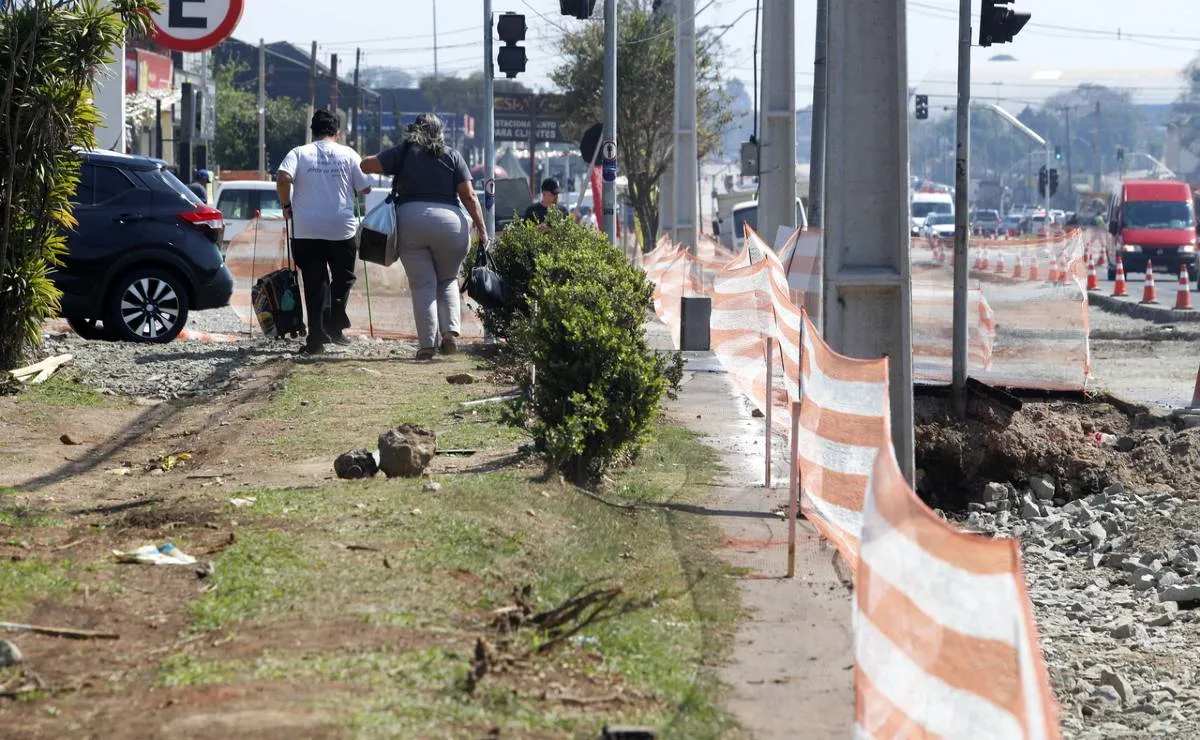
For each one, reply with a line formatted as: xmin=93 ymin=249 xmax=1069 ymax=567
xmin=1086 ymin=256 xmax=1100 ymax=291
xmin=1141 ymin=260 xmax=1158 ymax=304
xmin=1013 ymin=251 xmax=1025 ymax=279
xmin=1113 ymin=256 xmax=1128 ymax=297
xmin=1097 ymin=249 xmax=1107 ymax=268
xmin=1048 ymin=254 xmax=1059 ymax=283
xmin=980 ymin=249 xmax=990 ymax=271
xmin=1191 ymin=364 xmax=1200 ymax=408
xmin=1028 ymin=255 xmax=1040 ymax=281
xmin=1175 ymin=265 xmax=1193 ymax=310
xmin=994 ymin=250 xmax=1006 ymax=274
xmin=973 ymin=250 xmax=982 ymax=270
xmin=1058 ymin=255 xmax=1070 ymax=286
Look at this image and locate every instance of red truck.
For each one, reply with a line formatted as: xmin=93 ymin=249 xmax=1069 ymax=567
xmin=1106 ymin=180 xmax=1200 ymax=281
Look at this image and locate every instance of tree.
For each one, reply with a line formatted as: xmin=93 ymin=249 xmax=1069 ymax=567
xmin=1022 ymin=85 xmax=1145 ymax=186
xmin=1173 ymin=54 xmax=1200 ymax=178
xmin=0 ymin=0 xmax=155 ymax=371
xmin=212 ymin=63 xmax=309 ymax=172
xmin=418 ymin=72 xmax=528 ymax=114
xmin=552 ymin=0 xmax=731 ymax=248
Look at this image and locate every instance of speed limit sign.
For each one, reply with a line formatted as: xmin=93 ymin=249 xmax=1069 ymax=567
xmin=152 ymin=0 xmax=245 ymax=53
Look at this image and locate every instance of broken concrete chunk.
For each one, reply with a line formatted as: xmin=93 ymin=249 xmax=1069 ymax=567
xmin=0 ymin=640 xmax=21 ymax=667
xmin=1158 ymin=584 xmax=1200 ymax=603
xmin=446 ymin=373 xmax=479 ymax=385
xmin=378 ymin=423 xmax=437 ymax=478
xmin=1099 ymin=668 xmax=1133 ymax=703
xmin=982 ymin=482 xmax=1008 ymax=502
xmin=1029 ymin=475 xmax=1056 ymax=501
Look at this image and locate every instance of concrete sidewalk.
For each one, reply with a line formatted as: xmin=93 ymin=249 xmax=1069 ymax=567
xmin=670 ymin=357 xmax=854 ymax=739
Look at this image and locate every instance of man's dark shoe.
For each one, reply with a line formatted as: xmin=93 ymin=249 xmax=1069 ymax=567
xmin=329 ymin=331 xmax=353 ymax=346
xmin=299 ymin=341 xmax=325 ymax=357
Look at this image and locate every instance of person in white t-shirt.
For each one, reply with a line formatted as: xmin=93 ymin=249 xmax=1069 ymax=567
xmin=276 ymin=110 xmax=373 ymax=355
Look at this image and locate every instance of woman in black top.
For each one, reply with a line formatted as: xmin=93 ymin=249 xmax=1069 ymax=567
xmin=361 ymin=114 xmax=488 ymax=360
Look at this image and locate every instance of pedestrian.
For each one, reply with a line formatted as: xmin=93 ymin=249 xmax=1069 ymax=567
xmin=188 ymin=169 xmax=212 ymax=204
xmin=276 ymin=110 xmax=374 ymax=356
xmin=360 ymin=113 xmax=488 ymax=361
xmin=522 ymin=178 xmax=569 ymax=226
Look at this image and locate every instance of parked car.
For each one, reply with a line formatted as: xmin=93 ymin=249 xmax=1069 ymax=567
xmin=921 ymin=212 xmax=956 ymax=245
xmin=214 ymin=180 xmax=282 ymax=248
xmin=730 ymin=197 xmax=808 ymax=251
xmin=56 ymin=149 xmax=232 ymax=343
xmin=971 ymin=209 xmax=1001 ymax=237
xmin=911 ymin=191 xmax=953 ymax=236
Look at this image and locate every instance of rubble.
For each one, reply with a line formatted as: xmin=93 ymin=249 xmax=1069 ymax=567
xmin=965 ymin=478 xmax=1200 ymax=738
xmin=378 ymin=424 xmax=437 ymax=478
xmin=334 ymin=448 xmax=378 ymax=480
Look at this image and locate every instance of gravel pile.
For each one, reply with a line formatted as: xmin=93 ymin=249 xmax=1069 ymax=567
xmin=958 ymin=419 xmax=1200 ymax=738
xmin=34 ymin=308 xmax=415 ymax=400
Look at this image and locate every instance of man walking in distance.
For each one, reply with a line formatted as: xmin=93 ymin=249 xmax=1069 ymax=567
xmin=522 ymin=178 xmax=569 ymax=226
xmin=277 ymin=110 xmax=373 ymax=356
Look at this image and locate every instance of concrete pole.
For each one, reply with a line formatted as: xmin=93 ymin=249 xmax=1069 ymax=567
xmin=257 ymin=39 xmax=266 ymax=181
xmin=483 ymin=0 xmax=495 ymax=239
xmin=672 ymin=0 xmax=698 ymax=253
xmin=602 ymin=0 xmax=617 ymax=244
xmin=758 ymin=0 xmax=796 ymax=244
xmin=951 ymin=0 xmax=972 ymax=416
xmin=807 ymin=0 xmax=829 ymax=229
xmin=307 ymin=42 xmax=317 ymax=145
xmin=824 ymin=0 xmax=915 ymax=481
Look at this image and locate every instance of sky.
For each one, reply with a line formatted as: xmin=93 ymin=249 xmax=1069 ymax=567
xmin=230 ymin=0 xmax=1200 ymax=110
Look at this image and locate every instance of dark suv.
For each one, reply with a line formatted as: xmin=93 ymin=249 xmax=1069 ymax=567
xmin=56 ymin=150 xmax=233 ymax=343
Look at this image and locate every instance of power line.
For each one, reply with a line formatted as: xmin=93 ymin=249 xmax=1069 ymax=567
xmin=908 ymin=2 xmax=1200 ymax=44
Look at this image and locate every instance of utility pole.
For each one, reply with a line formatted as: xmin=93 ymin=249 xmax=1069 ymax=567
xmin=824 ymin=0 xmax=914 ymax=481
xmin=808 ymin=0 xmax=829 ymax=229
xmin=257 ymin=39 xmax=266 ymax=180
xmin=602 ymin=0 xmax=617 ymax=244
xmin=432 ymin=0 xmax=439 ymax=79
xmin=1063 ymin=106 xmax=1072 ymax=210
xmin=353 ymin=49 xmax=362 ymax=151
xmin=307 ymin=41 xmax=317 ymax=144
xmin=1093 ymin=100 xmax=1101 ymax=189
xmin=482 ymin=0 xmax=496 ymax=239
xmin=759 ymin=0 xmax=796 ymax=244
xmin=951 ymin=0 xmax=971 ymax=416
xmin=672 ymin=0 xmax=698 ymax=252
xmin=330 ymin=54 xmax=339 ymax=116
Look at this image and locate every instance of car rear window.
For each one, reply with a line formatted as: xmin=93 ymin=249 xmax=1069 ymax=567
xmin=217 ymin=189 xmax=254 ymax=219
xmin=148 ymin=166 xmax=203 ymax=206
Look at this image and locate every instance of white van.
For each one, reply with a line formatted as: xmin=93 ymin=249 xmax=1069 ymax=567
xmin=216 ymin=175 xmax=393 ymax=249
xmin=730 ymin=198 xmax=808 ymax=251
xmin=911 ymin=191 xmax=953 ymax=235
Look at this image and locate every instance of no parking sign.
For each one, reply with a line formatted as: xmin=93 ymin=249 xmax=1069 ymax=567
xmin=152 ymin=0 xmax=245 ymax=53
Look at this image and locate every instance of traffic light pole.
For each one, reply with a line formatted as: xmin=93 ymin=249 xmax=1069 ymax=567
xmin=952 ymin=0 xmax=971 ymax=417
xmin=672 ymin=0 xmax=698 ymax=253
xmin=482 ymin=0 xmax=495 ymax=239
xmin=602 ymin=0 xmax=617 ymax=244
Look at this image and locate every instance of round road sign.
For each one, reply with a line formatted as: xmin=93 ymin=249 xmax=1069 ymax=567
xmin=152 ymin=0 xmax=245 ymax=53
xmin=600 ymin=140 xmax=617 ymax=163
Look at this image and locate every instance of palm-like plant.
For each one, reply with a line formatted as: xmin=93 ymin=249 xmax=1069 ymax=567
xmin=0 ymin=0 xmax=156 ymax=370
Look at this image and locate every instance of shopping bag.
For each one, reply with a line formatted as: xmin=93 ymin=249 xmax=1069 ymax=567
xmin=359 ymin=198 xmax=399 ymax=266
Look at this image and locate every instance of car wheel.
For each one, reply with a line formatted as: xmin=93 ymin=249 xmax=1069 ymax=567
xmin=65 ymin=316 xmax=114 ymax=341
xmin=106 ymin=268 xmax=189 ymax=343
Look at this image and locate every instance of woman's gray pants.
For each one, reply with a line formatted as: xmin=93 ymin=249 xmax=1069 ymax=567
xmin=396 ymin=201 xmax=470 ymax=349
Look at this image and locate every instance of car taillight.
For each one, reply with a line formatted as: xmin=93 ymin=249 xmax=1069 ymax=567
xmin=179 ymin=204 xmax=224 ymax=232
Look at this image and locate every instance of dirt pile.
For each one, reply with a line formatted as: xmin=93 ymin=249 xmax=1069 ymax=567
xmin=914 ymin=393 xmax=1200 ymax=511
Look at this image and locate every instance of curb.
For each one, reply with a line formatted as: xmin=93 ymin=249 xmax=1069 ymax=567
xmin=1087 ymin=292 xmax=1200 ymax=324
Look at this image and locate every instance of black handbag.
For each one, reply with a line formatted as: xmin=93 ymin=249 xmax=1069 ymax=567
xmin=466 ymin=241 xmax=508 ymax=310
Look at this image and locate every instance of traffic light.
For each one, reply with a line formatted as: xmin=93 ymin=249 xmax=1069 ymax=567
xmin=1116 ymin=146 xmax=1125 ymax=163
xmin=560 ymin=0 xmax=597 ymax=18
xmin=979 ymin=0 xmax=1031 ymax=47
xmin=1054 ymin=145 xmax=1062 ymax=161
xmin=1049 ymin=169 xmax=1059 ymax=197
xmin=915 ymin=94 xmax=929 ymax=120
xmin=1038 ymin=165 xmax=1048 ymax=198
xmin=496 ymin=13 xmax=527 ymax=78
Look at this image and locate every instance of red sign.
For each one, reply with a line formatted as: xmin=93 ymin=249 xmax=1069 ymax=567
xmin=152 ymin=0 xmax=244 ymax=53
xmin=125 ymin=48 xmax=174 ymax=95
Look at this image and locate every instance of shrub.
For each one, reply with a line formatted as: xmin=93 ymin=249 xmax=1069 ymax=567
xmin=506 ymin=220 xmax=668 ymax=484
xmin=0 ymin=1 xmax=155 ymax=370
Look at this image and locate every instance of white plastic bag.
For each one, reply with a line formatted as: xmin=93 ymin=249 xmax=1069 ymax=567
xmin=359 ymin=199 xmax=399 ymax=266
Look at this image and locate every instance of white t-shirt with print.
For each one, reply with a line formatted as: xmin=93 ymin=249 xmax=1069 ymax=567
xmin=277 ymin=140 xmax=373 ymax=241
